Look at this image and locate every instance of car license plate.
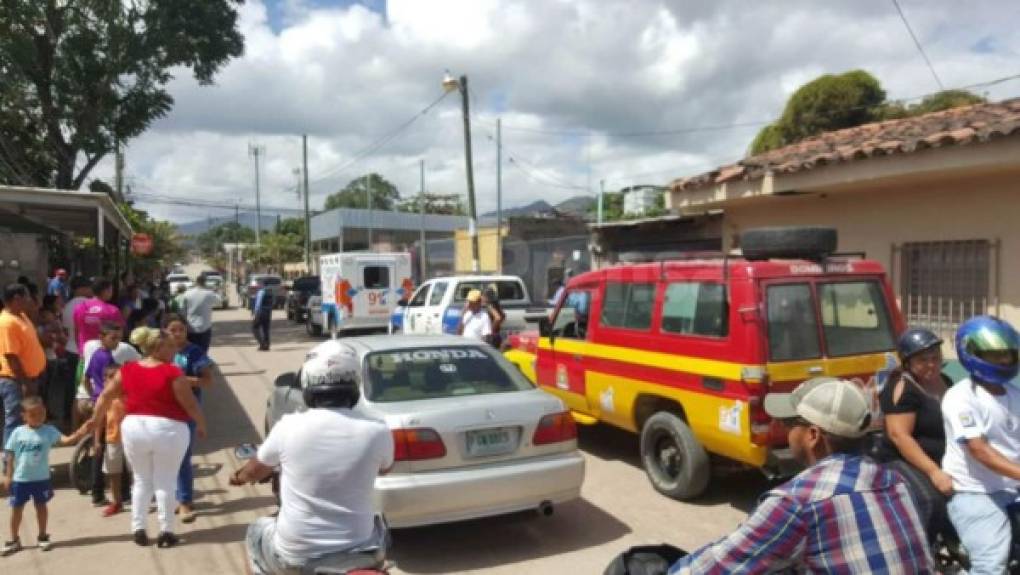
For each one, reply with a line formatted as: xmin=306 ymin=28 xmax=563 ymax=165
xmin=466 ymin=427 xmax=516 ymax=457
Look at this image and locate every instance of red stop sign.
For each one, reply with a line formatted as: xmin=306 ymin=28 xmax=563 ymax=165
xmin=131 ymin=233 xmax=153 ymax=255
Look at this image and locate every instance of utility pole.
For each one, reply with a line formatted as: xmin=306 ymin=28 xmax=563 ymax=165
xmin=496 ymin=118 xmax=502 ymax=274
xmin=598 ymin=179 xmax=605 ymax=225
xmin=459 ymin=76 xmax=480 ymax=273
xmin=419 ymin=159 xmax=427 ymax=280
xmin=114 ymin=142 xmax=124 ymax=200
xmin=248 ymin=143 xmax=265 ymax=247
xmin=366 ymin=176 xmax=373 ymax=249
xmin=234 ymin=203 xmax=240 ymax=285
xmin=302 ymin=134 xmax=311 ymax=270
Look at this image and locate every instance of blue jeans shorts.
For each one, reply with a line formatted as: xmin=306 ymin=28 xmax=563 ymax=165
xmin=10 ymin=479 xmax=54 ymax=507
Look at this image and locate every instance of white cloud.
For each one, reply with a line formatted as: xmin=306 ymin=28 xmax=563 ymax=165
xmin=92 ymin=0 xmax=1020 ymax=225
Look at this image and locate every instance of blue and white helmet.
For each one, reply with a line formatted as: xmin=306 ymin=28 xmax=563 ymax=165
xmin=956 ymin=316 xmax=1019 ymax=386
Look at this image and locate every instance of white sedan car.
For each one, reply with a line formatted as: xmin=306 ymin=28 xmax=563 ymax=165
xmin=266 ymin=335 xmax=585 ymax=528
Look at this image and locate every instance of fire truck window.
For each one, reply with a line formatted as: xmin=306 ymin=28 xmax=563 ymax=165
xmin=552 ymin=291 xmax=590 ymax=339
xmin=819 ymin=281 xmax=895 ymax=356
xmin=600 ymin=283 xmax=654 ymax=331
xmin=767 ymin=283 xmax=821 ymax=361
xmin=662 ymin=282 xmax=728 ymax=337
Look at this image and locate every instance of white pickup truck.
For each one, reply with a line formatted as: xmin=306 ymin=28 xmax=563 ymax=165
xmin=394 ymin=275 xmax=544 ymax=338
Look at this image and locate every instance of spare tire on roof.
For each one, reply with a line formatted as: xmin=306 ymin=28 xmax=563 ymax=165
xmin=740 ymin=226 xmax=837 ymax=261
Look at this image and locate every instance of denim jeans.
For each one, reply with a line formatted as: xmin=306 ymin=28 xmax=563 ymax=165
xmin=1 ymin=377 xmax=23 ymax=450
xmin=176 ymin=419 xmax=197 ymax=504
xmin=947 ymin=490 xmax=1020 ymax=575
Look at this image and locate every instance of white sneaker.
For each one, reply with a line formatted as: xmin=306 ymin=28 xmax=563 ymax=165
xmin=38 ymin=535 xmax=52 ymax=552
xmin=1 ymin=538 xmax=21 ymax=556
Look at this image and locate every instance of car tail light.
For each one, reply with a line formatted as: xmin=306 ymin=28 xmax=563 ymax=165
xmin=392 ymin=428 xmax=446 ymax=461
xmin=533 ymin=411 xmax=577 ymax=445
xmin=747 ymin=374 xmax=773 ymax=446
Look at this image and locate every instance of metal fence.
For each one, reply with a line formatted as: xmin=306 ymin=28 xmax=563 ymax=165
xmin=899 ymin=239 xmax=998 ymax=339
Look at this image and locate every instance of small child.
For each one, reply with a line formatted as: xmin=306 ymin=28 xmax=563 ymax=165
xmin=2 ymin=396 xmax=91 ymax=555
xmin=95 ymin=364 xmax=127 ymax=517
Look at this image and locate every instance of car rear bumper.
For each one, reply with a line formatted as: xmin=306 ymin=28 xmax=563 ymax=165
xmin=375 ymin=450 xmax=585 ymax=528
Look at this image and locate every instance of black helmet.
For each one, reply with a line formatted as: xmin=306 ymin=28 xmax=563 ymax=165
xmin=300 ymin=340 xmax=361 ymax=409
xmin=897 ymin=328 xmax=943 ymax=363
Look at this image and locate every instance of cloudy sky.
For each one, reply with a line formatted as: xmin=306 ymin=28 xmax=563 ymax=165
xmin=91 ymin=0 xmax=1020 ymax=224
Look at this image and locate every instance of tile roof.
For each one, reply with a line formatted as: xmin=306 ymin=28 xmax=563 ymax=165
xmin=671 ymin=97 xmax=1020 ymax=192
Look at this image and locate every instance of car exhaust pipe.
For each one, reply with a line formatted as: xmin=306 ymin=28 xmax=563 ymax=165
xmin=539 ymin=500 xmax=554 ymax=517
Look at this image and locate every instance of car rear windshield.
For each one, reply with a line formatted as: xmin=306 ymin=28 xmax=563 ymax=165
xmin=167 ymin=275 xmax=189 ymax=282
xmin=261 ymin=277 xmax=282 ymax=286
xmin=766 ymin=280 xmax=895 ymax=361
xmin=819 ymin=281 xmax=895 ymax=356
xmin=365 ymin=347 xmax=530 ymax=403
xmin=452 ymin=280 xmax=525 ymax=302
xmin=293 ymin=277 xmax=320 ymax=290
xmin=205 ymin=277 xmax=223 ymax=287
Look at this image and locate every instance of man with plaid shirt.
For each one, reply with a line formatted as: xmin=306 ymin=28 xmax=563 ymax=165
xmin=670 ymin=378 xmax=934 ymax=574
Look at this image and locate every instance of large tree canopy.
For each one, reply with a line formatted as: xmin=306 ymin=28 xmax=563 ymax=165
xmin=0 ymin=0 xmax=244 ymax=189
xmin=750 ymin=70 xmax=986 ymax=155
xmin=324 ymin=173 xmax=401 ymax=211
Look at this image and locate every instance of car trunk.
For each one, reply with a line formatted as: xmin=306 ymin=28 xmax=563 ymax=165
xmin=369 ymin=390 xmax=569 ymax=473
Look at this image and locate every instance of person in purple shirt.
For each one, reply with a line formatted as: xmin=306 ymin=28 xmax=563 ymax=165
xmin=84 ymin=322 xmax=122 ymax=506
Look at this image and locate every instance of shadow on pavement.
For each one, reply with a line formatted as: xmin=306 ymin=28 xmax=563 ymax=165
xmin=577 ymin=423 xmax=775 ymax=514
xmin=390 ymin=498 xmax=630 ymax=573
xmin=194 ymin=362 xmax=262 ymax=456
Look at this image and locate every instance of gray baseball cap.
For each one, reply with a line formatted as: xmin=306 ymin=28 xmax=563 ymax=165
xmin=763 ymin=377 xmax=871 ymax=438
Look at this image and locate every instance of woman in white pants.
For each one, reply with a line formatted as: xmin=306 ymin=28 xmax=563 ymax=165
xmin=93 ymin=327 xmax=207 ymax=548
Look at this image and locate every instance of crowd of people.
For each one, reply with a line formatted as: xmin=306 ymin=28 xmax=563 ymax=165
xmin=0 ymin=269 xmax=218 ymax=555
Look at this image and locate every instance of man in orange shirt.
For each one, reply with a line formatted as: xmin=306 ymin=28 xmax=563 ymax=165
xmin=1 ymin=284 xmax=47 ymax=452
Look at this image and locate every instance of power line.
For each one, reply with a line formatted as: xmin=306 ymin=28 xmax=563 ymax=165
xmin=305 ymin=90 xmax=451 ymax=189
xmin=890 ymin=0 xmax=944 ymax=90
xmin=127 ymin=191 xmax=305 ymax=214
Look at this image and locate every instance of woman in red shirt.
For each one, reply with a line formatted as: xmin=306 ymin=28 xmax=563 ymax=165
xmin=92 ymin=327 xmax=207 ymax=548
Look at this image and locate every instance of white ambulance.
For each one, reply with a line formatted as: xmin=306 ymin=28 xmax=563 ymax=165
xmin=312 ymin=252 xmax=414 ymax=336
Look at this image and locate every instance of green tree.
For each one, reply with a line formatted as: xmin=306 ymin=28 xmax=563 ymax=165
xmin=324 ymin=174 xmax=400 ymax=211
xmin=751 ymin=70 xmax=885 ymax=154
xmin=878 ymin=89 xmax=987 ymax=120
xmin=396 ymin=193 xmax=466 ymax=215
xmin=195 ymin=222 xmax=256 ymax=258
xmin=249 ymin=232 xmax=302 ymax=272
xmin=118 ymin=201 xmax=186 ymax=278
xmin=0 ymin=1 xmax=244 ymax=189
xmin=750 ymin=71 xmax=986 ymax=155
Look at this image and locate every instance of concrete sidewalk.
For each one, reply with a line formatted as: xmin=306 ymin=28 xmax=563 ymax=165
xmin=2 ymin=310 xmax=288 ymax=575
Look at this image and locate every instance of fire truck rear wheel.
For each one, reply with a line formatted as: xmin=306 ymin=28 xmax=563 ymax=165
xmin=640 ymin=411 xmax=710 ymax=500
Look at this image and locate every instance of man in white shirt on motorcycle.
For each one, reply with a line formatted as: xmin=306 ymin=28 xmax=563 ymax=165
xmin=942 ymin=316 xmax=1020 ymax=575
xmin=231 ymin=340 xmax=394 ymax=574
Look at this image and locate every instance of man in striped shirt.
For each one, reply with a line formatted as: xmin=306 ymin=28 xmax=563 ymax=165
xmin=670 ymin=378 xmax=933 ymax=574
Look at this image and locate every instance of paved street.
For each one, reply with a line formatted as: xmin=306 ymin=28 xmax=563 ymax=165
xmin=4 ymin=302 xmax=770 ymax=574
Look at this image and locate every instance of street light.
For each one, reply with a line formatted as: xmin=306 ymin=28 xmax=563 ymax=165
xmin=443 ymin=70 xmax=480 ymax=273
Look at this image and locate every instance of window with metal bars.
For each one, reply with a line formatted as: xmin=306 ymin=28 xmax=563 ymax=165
xmin=900 ymin=240 xmax=990 ymax=336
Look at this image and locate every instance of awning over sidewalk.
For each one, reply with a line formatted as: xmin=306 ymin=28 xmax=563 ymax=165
xmin=0 ymin=184 xmax=133 ymax=244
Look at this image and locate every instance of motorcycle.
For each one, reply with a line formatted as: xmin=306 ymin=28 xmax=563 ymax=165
xmin=232 ymin=443 xmax=391 ymax=575
xmin=933 ymin=502 xmax=1020 ymax=574
xmin=603 ymin=544 xmax=688 ymax=575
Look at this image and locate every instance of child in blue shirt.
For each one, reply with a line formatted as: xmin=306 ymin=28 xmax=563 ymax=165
xmin=2 ymin=396 xmax=91 ymax=555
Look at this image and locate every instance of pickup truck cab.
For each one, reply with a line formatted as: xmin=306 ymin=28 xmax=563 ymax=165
xmin=398 ymin=275 xmax=535 ymax=338
xmin=504 ymin=227 xmax=905 ymax=500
